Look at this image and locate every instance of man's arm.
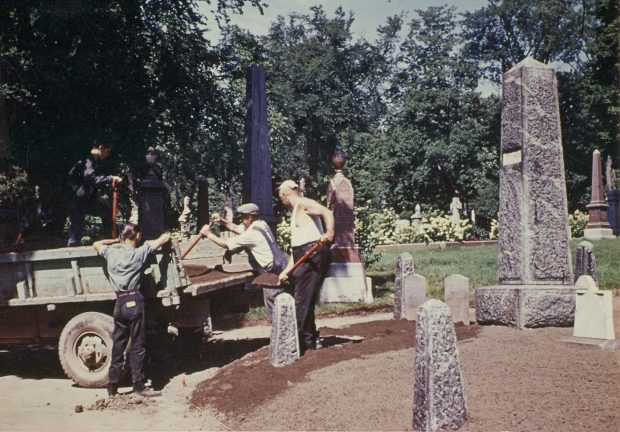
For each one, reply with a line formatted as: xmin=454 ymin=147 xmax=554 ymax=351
xmin=146 ymin=233 xmax=171 ymax=250
xmin=93 ymin=238 xmax=120 ymax=254
xmin=199 ymin=224 xmax=229 ymax=249
xmin=300 ymin=197 xmax=335 ymax=243
xmin=279 ymin=255 xmax=295 ymax=283
xmin=212 ymin=213 xmax=244 ymax=235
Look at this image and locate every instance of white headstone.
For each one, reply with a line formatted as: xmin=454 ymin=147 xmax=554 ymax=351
xmin=573 ymin=289 xmax=615 ymax=340
xmin=450 ymin=197 xmax=462 ymax=224
xmin=444 ymin=274 xmax=470 ymax=325
xmin=405 ymin=274 xmax=427 ymax=321
xmin=575 ymin=275 xmax=598 ymax=291
xmin=412 ymin=204 xmax=422 ymax=226
xmin=395 ymin=219 xmax=411 ymax=234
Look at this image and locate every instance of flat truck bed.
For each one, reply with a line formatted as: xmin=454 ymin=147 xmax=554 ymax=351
xmin=0 ymin=238 xmax=253 ymax=387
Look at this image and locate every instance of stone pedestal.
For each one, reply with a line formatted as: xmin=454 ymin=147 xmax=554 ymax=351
xmin=137 ymin=148 xmax=166 ymax=240
xmin=476 ymin=285 xmax=577 ymax=329
xmin=319 ymin=148 xmax=370 ymax=303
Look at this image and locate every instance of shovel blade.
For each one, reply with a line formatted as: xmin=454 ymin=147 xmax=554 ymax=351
xmin=252 ymin=272 xmax=281 ymax=287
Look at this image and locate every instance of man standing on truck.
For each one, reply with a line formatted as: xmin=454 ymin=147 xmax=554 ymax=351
xmin=93 ymin=222 xmax=170 ymax=398
xmin=67 ymin=140 xmax=123 ymax=247
xmin=199 ymin=203 xmax=289 ymax=321
xmin=277 ymin=180 xmax=334 ymax=354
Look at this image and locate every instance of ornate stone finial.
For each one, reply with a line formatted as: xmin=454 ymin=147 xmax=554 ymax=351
xmin=331 ymin=146 xmax=346 ymax=171
xmin=145 ymin=147 xmax=157 ymax=169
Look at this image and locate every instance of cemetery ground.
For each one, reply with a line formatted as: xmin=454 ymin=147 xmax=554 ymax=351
xmin=0 ymin=238 xmax=619 ymax=431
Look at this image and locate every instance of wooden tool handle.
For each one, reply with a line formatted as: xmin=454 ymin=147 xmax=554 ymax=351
xmin=111 ymin=179 xmax=118 ymax=239
xmin=286 ymin=240 xmax=323 ymax=277
xmin=180 ymin=233 xmax=204 ymax=260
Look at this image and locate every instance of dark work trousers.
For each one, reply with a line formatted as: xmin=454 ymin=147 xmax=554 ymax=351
xmin=291 ymin=242 xmax=329 ymax=349
xmin=108 ymin=292 xmax=146 ymax=394
xmin=67 ymin=198 xmax=111 ymax=247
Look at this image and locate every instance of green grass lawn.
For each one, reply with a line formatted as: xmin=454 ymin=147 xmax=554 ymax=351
xmin=368 ymin=237 xmax=620 ymax=298
xmin=243 ymin=237 xmax=620 ymax=321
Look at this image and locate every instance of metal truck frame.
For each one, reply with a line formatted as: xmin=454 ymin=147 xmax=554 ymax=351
xmin=0 ymin=240 xmax=252 ymax=387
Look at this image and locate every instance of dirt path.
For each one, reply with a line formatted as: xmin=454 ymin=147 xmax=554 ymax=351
xmin=1 ymin=301 xmax=619 ymax=431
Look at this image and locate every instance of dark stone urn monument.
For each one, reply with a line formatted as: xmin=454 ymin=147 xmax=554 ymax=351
xmin=319 ymin=147 xmax=371 ymax=303
xmin=137 ymin=147 xmax=167 ymax=240
xmin=475 ymin=57 xmax=577 ymax=329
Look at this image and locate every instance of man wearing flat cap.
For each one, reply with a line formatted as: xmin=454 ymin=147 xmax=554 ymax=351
xmin=199 ymin=203 xmax=288 ymax=320
xmin=277 ymin=179 xmax=334 ymax=353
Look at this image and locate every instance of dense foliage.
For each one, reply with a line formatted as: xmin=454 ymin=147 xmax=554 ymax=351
xmin=0 ymin=0 xmax=617 ymax=242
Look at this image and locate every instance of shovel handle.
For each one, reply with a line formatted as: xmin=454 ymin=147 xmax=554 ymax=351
xmin=180 ymin=233 xmax=204 ymax=260
xmin=111 ymin=179 xmax=118 ymax=239
xmin=286 ymin=240 xmax=323 ymax=277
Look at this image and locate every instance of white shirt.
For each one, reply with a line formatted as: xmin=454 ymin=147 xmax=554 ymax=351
xmin=225 ymin=220 xmax=274 ymax=269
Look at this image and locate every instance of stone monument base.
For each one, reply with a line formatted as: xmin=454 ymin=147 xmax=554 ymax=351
xmin=583 ymin=227 xmax=615 ymax=240
xmin=319 ymin=262 xmax=372 ymax=303
xmin=475 ymin=285 xmax=577 ymax=329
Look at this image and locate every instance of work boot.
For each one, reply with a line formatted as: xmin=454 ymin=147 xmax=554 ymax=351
xmin=134 ymin=386 xmax=162 ymax=397
xmin=303 ymin=337 xmax=323 ymax=351
xmin=107 ymin=385 xmax=118 ymax=399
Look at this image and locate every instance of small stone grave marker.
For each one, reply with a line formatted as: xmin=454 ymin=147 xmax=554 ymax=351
xmin=269 ymin=293 xmax=300 ymax=367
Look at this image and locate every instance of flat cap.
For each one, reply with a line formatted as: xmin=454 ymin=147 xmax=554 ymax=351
xmin=236 ymin=203 xmax=260 ymax=215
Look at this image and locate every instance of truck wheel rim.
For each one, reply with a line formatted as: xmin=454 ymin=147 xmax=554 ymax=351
xmin=74 ymin=331 xmax=109 ymax=372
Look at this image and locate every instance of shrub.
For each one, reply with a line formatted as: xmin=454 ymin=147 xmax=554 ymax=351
xmin=489 ymin=218 xmax=498 ymax=240
xmin=276 ymin=213 xmax=291 ymax=253
xmin=0 ymin=160 xmax=33 ymax=208
xmin=396 ymin=214 xmax=473 ymax=244
xmin=569 ymin=209 xmax=588 ymax=238
xmin=354 ymin=208 xmax=383 ymax=268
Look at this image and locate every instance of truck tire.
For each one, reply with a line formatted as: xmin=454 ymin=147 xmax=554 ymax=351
xmin=58 ymin=312 xmax=114 ymax=388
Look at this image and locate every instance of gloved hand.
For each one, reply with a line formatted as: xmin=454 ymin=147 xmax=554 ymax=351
xmin=223 ymin=249 xmax=234 ymax=264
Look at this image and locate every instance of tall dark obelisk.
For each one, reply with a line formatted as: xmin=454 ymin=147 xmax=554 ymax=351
xmin=243 ymin=65 xmax=277 ymax=228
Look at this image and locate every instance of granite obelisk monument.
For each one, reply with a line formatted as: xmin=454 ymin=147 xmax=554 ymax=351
xmin=475 ymin=58 xmax=577 ymax=329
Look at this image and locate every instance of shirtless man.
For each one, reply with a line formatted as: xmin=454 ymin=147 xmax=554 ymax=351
xmin=277 ymin=180 xmax=334 ymax=353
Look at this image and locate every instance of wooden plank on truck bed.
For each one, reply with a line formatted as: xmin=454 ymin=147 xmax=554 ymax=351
xmin=184 ymin=270 xmax=253 ymax=297
xmin=178 ymin=237 xmax=254 ymax=296
xmin=3 ymin=292 xmax=116 ymax=306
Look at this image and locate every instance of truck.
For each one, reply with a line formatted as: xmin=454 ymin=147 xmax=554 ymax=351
xmin=0 ymin=239 xmax=253 ymax=387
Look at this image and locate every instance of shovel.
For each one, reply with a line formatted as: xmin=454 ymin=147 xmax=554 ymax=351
xmin=252 ymin=240 xmax=323 ymax=287
xmin=111 ymin=179 xmax=118 ymax=239
xmin=180 ymin=232 xmax=205 ymax=260
xmin=180 ymin=220 xmax=214 ymax=260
